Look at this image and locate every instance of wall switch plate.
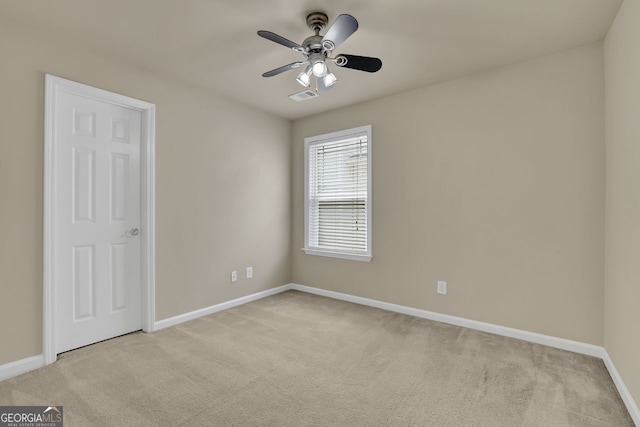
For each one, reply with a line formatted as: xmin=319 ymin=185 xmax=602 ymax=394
xmin=437 ymin=280 xmax=447 ymax=295
xmin=246 ymin=267 xmax=253 ymax=279
xmin=231 ymin=271 xmax=238 ymax=283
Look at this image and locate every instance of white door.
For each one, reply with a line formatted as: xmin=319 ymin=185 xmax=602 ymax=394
xmin=54 ymin=90 xmax=142 ymax=353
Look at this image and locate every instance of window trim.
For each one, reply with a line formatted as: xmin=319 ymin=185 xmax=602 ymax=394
xmin=303 ymin=125 xmax=372 ymax=262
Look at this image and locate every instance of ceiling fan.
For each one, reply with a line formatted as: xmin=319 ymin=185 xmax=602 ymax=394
xmin=257 ymin=12 xmax=382 ymax=92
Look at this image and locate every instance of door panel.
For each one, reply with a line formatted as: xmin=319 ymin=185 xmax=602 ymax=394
xmin=72 ymin=148 xmax=95 ymax=223
xmin=110 ymin=242 xmax=128 ymax=312
xmin=55 ymin=91 xmax=142 ymax=354
xmin=110 ymin=154 xmax=129 ymax=222
xmin=72 ymin=245 xmax=96 ymax=320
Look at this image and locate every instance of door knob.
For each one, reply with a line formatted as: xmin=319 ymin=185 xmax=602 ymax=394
xmin=125 ymin=227 xmax=140 ymax=237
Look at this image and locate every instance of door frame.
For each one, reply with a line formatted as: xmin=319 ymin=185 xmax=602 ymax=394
xmin=43 ymin=74 xmax=156 ymax=365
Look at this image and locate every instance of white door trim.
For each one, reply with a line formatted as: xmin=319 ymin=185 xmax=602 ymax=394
xmin=43 ymin=74 xmax=156 ymax=365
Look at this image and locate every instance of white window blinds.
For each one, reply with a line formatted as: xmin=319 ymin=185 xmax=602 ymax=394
xmin=305 ymin=126 xmax=371 ymax=261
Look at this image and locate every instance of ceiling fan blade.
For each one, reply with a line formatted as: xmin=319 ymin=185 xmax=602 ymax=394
xmin=335 ymin=54 xmax=382 ymax=73
xmin=262 ymin=62 xmax=305 ymax=77
xmin=321 ymin=14 xmax=358 ymax=50
xmin=257 ymin=30 xmax=305 ymax=51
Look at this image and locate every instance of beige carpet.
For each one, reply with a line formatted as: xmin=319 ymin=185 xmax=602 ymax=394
xmin=0 ymin=290 xmax=633 ymax=426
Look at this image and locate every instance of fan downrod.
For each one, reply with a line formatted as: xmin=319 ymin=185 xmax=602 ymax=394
xmin=306 ymin=12 xmax=328 ymax=34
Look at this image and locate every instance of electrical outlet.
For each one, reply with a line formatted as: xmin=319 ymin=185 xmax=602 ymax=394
xmin=246 ymin=266 xmax=253 ymax=279
xmin=437 ymin=280 xmax=447 ymax=295
xmin=231 ymin=271 xmax=237 ymax=283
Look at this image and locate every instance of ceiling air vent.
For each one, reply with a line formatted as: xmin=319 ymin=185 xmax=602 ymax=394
xmin=289 ymin=90 xmax=319 ymax=102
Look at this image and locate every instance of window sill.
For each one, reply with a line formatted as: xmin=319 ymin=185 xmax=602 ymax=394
xmin=303 ymin=248 xmax=372 ymax=263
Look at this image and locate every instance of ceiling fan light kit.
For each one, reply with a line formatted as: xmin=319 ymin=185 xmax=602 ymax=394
xmin=296 ymin=65 xmax=313 ymax=87
xmin=323 ymin=72 xmax=337 ymax=87
xmin=258 ymin=11 xmax=382 ymax=97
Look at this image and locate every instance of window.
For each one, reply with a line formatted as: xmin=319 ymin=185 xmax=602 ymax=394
xmin=304 ymin=125 xmax=372 ymax=262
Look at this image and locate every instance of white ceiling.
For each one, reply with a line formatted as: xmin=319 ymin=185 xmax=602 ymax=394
xmin=1 ymin=0 xmax=623 ymax=120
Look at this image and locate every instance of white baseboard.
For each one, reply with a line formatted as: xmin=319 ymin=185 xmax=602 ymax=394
xmin=2 ymin=282 xmax=638 ymax=424
xmin=290 ymin=283 xmax=639 ymax=423
xmin=1 ymin=285 xmax=295 ymax=382
xmin=150 ymin=280 xmax=608 ymax=360
xmin=154 ymin=284 xmax=293 ymax=330
xmin=602 ymin=349 xmax=640 ymax=425
xmin=290 ymin=284 xmax=603 ymax=357
xmin=0 ymin=354 xmax=44 ymax=382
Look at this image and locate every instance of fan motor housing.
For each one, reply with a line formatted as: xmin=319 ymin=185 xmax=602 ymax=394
xmin=302 ymin=35 xmax=324 ymax=53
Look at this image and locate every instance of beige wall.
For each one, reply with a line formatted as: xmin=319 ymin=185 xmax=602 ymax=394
xmin=604 ymin=0 xmax=640 ymax=406
xmin=0 ymin=22 xmax=291 ymax=365
xmin=2 ymin=10 xmax=628 ymax=393
xmin=292 ymin=43 xmax=605 ymax=345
